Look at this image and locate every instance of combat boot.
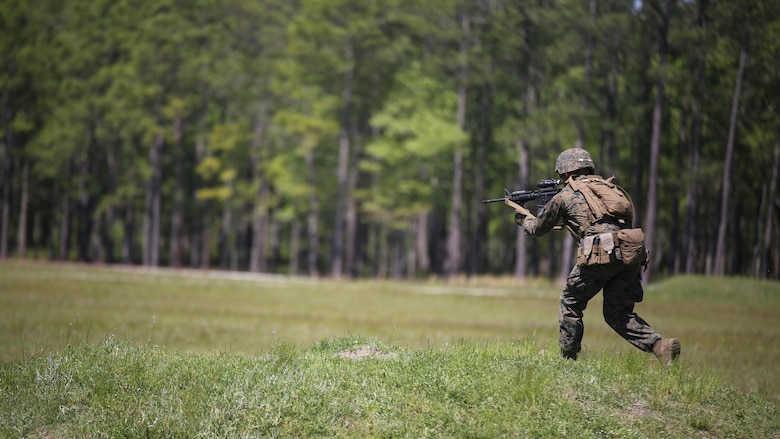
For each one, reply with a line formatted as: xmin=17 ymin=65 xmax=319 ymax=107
xmin=652 ymin=338 xmax=681 ymax=370
xmin=561 ymin=349 xmax=577 ymax=360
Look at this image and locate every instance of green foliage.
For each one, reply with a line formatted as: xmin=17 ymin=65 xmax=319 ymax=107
xmin=2 ymin=0 xmax=780 ymax=278
xmin=362 ymin=62 xmax=466 ymax=227
xmin=369 ymin=64 xmax=465 ymax=158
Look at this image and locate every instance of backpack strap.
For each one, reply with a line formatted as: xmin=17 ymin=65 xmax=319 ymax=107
xmin=567 ymin=176 xmax=601 ymax=236
xmin=613 ymin=180 xmax=637 ymax=228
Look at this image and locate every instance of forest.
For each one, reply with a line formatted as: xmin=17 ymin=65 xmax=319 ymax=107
xmin=1 ymin=0 xmax=779 ymax=281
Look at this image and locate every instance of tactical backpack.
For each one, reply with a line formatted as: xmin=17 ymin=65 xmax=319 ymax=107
xmin=569 ymin=175 xmax=648 ymax=267
xmin=568 ymin=175 xmax=633 ymax=233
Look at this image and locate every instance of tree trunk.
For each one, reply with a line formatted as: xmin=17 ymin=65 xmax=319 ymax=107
xmin=143 ymin=134 xmax=164 ymax=266
xmin=345 ymin=127 xmax=361 ymax=278
xmin=345 ymin=181 xmax=357 ymax=277
xmin=102 ymin=142 xmax=118 ymax=264
xmin=415 ymin=211 xmax=430 ymax=275
xmin=559 ymin=0 xmax=596 ymax=280
xmin=515 ymin=17 xmax=534 ymax=278
xmin=289 ymin=217 xmax=300 ymax=275
xmin=0 ymin=96 xmax=11 ymax=259
xmin=219 ymin=195 xmax=232 ymax=269
xmin=562 ymin=0 xmax=597 ymax=281
xmin=446 ymin=142 xmax=464 ymax=276
xmin=169 ymin=115 xmax=184 ymax=268
xmin=576 ymin=0 xmax=596 ymax=149
xmin=76 ymin=183 xmax=92 ymax=262
xmin=331 ymin=40 xmax=354 ymax=279
xmin=774 ymin=200 xmax=780 ymax=279
xmin=200 ymin=220 xmax=211 ymax=269
xmin=194 ymin=122 xmax=209 ymax=269
xmin=391 ymin=231 xmax=404 ymax=280
xmin=354 ymin=218 xmax=369 ymax=276
xmin=76 ymin=131 xmax=93 ymax=263
xmin=469 ymin=84 xmax=490 ymax=276
xmin=670 ymin=97 xmax=689 ymax=274
xmin=252 ymin=187 xmax=269 ymax=272
xmin=683 ymin=119 xmax=701 ymax=273
xmin=59 ymin=178 xmax=72 ymax=261
xmin=239 ymin=221 xmax=251 ymax=270
xmin=600 ymin=36 xmax=619 ymax=177
xmin=514 ymin=139 xmax=529 ymax=278
xmin=121 ymin=205 xmax=133 ymax=263
xmin=752 ymin=182 xmax=769 ymax=277
xmin=376 ymin=224 xmax=388 ymax=279
xmin=16 ymin=160 xmax=28 ymax=258
xmin=714 ymin=16 xmax=749 ymax=275
xmin=682 ymin=0 xmax=708 ymax=274
xmin=757 ymin=144 xmax=779 ymax=278
xmin=644 ymin=0 xmax=671 ymax=282
xmin=445 ymin=13 xmax=469 ymax=278
xmin=306 ymin=147 xmax=319 ymax=277
xmin=268 ymin=211 xmax=280 ymax=272
xmin=250 ymin=117 xmax=269 ymax=273
xmin=47 ymin=189 xmax=57 ymax=258
xmin=32 ymin=212 xmax=41 ymax=259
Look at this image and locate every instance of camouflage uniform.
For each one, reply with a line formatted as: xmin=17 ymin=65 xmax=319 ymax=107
xmin=521 ymin=176 xmax=662 ymax=359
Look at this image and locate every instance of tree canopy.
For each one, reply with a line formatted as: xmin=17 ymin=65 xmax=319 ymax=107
xmin=2 ymin=0 xmax=779 ymax=280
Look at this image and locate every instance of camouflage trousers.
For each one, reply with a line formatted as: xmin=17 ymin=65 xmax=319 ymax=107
xmin=559 ymin=262 xmax=662 ymax=358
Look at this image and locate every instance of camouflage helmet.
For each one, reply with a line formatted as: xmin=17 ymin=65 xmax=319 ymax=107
xmin=555 ymin=148 xmax=595 ymax=174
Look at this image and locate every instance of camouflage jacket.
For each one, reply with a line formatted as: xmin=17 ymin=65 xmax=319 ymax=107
xmin=521 ymin=175 xmax=624 ymax=240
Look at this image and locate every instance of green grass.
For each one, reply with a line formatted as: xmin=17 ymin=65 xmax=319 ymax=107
xmin=2 ymin=336 xmax=778 ymax=438
xmin=0 ymin=261 xmax=559 ymax=359
xmin=1 ymin=261 xmax=779 ymax=437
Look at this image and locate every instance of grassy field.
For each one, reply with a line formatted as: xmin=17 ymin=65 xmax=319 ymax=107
xmin=1 ymin=260 xmax=779 ymax=437
xmin=4 ymin=335 xmax=779 ymax=438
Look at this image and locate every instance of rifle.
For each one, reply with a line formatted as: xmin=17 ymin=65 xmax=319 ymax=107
xmin=483 ymin=179 xmax=564 ymax=229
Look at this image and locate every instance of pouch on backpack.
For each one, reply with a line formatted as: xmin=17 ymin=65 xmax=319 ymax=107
xmin=576 ymin=233 xmax=617 ymax=267
xmin=616 ymin=228 xmax=648 ymax=266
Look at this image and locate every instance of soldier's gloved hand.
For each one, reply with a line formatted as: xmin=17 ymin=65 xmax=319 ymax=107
xmin=514 ymin=212 xmax=526 ymax=226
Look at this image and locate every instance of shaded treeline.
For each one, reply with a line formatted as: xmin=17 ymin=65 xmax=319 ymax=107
xmin=1 ymin=0 xmax=779 ymax=280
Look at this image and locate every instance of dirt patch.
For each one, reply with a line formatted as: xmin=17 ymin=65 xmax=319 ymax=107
xmin=335 ymin=345 xmax=398 ymax=360
xmin=620 ymin=398 xmax=662 ymax=422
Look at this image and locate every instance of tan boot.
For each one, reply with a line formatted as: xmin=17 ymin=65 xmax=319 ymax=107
xmin=653 ymin=338 xmax=681 ymax=370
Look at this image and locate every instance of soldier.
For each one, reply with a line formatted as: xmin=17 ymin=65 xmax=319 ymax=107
xmin=517 ymin=148 xmax=680 ymax=369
